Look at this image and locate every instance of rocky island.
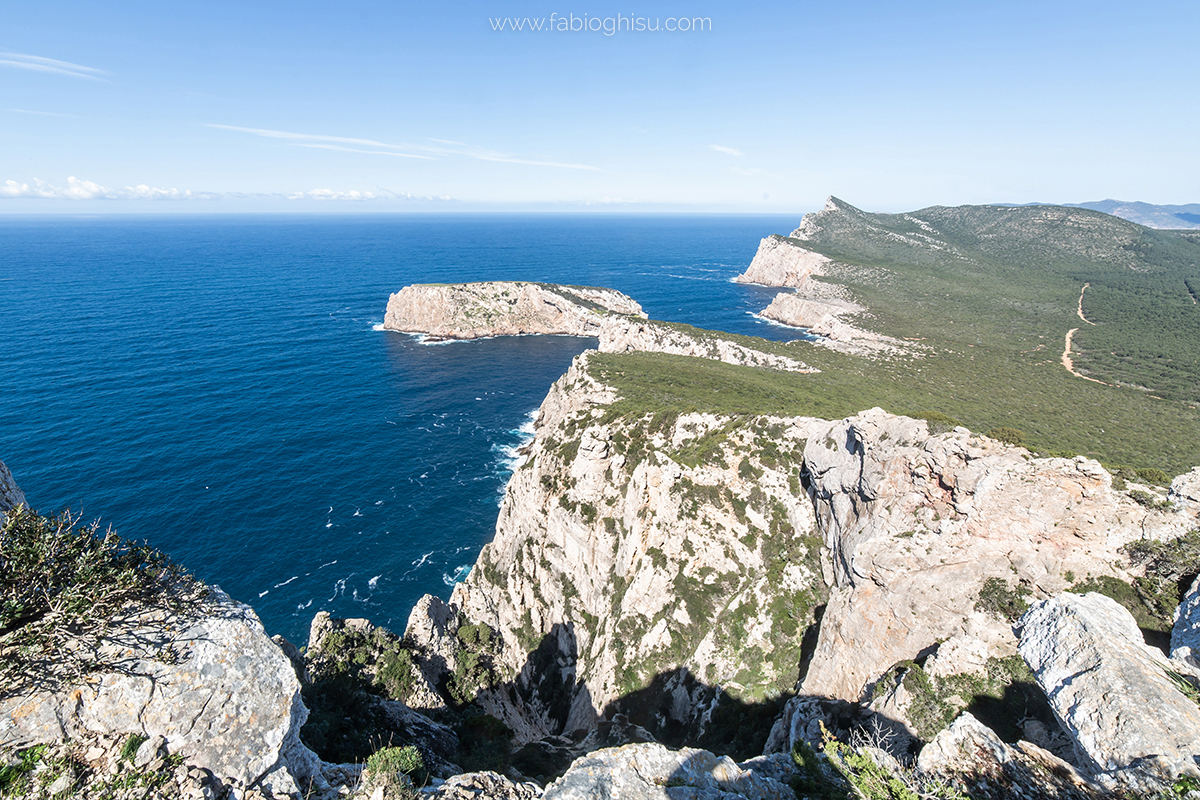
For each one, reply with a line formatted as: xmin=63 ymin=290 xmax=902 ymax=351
xmin=6 ymin=202 xmax=1200 ymax=799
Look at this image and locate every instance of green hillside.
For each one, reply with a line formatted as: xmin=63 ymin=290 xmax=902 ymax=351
xmin=596 ymin=200 xmax=1200 ymax=476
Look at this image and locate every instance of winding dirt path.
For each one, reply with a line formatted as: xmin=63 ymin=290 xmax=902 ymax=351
xmin=1062 ymin=327 xmax=1109 ymax=385
xmin=1077 ymin=283 xmax=1096 ymax=325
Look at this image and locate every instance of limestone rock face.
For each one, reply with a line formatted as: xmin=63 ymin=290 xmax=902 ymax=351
xmin=0 ymin=458 xmax=26 ymax=517
xmin=798 ymin=411 xmax=1194 ymax=703
xmin=733 ymin=234 xmax=831 ymax=288
xmin=383 ymin=281 xmax=645 ymax=340
xmin=543 ymin=743 xmax=796 ymax=800
xmin=0 ymin=588 xmax=321 ymax=795
xmin=1018 ymin=592 xmax=1200 ymax=790
xmin=427 ymin=351 xmax=829 ymax=744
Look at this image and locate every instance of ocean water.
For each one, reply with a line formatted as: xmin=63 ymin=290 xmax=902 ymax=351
xmin=0 ymin=213 xmax=802 ymax=644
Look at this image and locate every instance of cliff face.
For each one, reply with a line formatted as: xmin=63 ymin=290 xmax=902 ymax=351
xmin=382 ymin=282 xmax=646 ymax=340
xmin=734 ymin=234 xmax=830 ymax=289
xmin=405 ymin=351 xmax=1200 ymax=754
xmin=444 ymin=351 xmax=829 ymax=743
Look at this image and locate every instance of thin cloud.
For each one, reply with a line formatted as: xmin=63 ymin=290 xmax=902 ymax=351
xmin=709 ymin=144 xmax=744 ymax=157
xmin=0 ymin=52 xmax=107 ymax=81
xmin=5 ymin=107 xmax=74 ymax=117
xmin=288 ymin=189 xmax=379 ymax=200
xmin=292 ymin=143 xmax=434 ymax=160
xmin=210 ymin=123 xmax=600 ymax=171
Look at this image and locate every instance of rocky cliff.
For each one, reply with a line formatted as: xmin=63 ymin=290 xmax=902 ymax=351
xmin=384 ymin=280 xmax=815 ymax=372
xmin=400 ymin=342 xmax=1200 ymax=788
xmin=0 ymin=459 xmax=25 ymax=519
xmin=382 ymin=282 xmax=646 ymax=341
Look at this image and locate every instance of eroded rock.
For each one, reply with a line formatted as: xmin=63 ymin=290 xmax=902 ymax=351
xmin=1018 ymin=592 xmax=1200 ymax=791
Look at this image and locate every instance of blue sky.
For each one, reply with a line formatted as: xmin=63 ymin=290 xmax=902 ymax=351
xmin=2 ymin=0 xmax=1197 ymax=213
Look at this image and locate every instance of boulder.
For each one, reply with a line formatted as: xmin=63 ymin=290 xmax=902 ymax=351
xmin=543 ymin=742 xmax=795 ymax=800
xmin=0 ymin=588 xmax=322 ymax=796
xmin=1018 ymin=592 xmax=1200 ymax=790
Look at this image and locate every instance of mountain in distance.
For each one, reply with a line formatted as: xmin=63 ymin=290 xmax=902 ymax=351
xmin=1066 ymin=199 xmax=1200 ymax=229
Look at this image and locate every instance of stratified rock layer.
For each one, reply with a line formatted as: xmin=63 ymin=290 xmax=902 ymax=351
xmin=1019 ymin=592 xmax=1200 ymax=790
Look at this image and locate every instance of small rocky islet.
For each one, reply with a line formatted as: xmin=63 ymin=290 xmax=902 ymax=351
xmin=6 ymin=201 xmax=1200 ymax=799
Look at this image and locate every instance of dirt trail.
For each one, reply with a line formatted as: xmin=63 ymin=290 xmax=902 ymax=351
xmin=1062 ymin=327 xmax=1109 ymax=385
xmin=1077 ymin=283 xmax=1096 ymax=325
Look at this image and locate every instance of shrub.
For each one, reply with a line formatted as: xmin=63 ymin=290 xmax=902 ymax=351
xmin=365 ymin=745 xmax=424 ymax=795
xmin=985 ymin=427 xmax=1025 ymax=446
xmin=0 ymin=506 xmax=203 ymax=697
xmin=975 ymin=577 xmax=1031 ymax=622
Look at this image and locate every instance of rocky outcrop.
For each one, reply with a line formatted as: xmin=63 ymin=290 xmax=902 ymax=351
xmin=734 ymin=234 xmax=831 ymax=288
xmin=0 ymin=588 xmax=322 ymax=797
xmin=383 ymin=282 xmax=645 ymax=341
xmin=1018 ymin=592 xmax=1200 ymax=791
xmin=543 ymin=743 xmax=796 ymax=800
xmin=595 ymin=318 xmax=814 ymax=372
xmin=797 ymin=409 xmax=1197 ymax=703
xmin=916 ymin=713 xmax=1100 ymax=799
xmin=383 ymin=281 xmax=814 ymax=373
xmin=758 ymin=293 xmax=913 ymax=357
xmin=0 ymin=458 xmax=26 ymax=517
xmin=427 ymin=771 xmax=542 ymax=799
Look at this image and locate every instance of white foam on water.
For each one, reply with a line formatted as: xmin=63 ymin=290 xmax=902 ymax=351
xmin=368 ymin=575 xmax=381 ymax=590
xmin=353 ymin=508 xmax=363 ymax=517
xmin=372 ymin=323 xmax=386 ymax=331
xmin=443 ymin=564 xmax=471 ymax=585
xmin=259 ymin=590 xmax=269 ymax=598
xmin=297 ymin=599 xmax=313 ymax=611
xmin=274 ymin=575 xmax=299 ymax=588
xmin=319 ymin=560 xmax=338 ymax=569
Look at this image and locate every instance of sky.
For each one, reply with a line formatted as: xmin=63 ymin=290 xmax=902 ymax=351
xmin=2 ymin=0 xmax=1197 ymax=213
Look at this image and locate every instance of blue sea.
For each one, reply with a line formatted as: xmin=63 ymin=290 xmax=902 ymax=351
xmin=0 ymin=213 xmax=802 ymax=645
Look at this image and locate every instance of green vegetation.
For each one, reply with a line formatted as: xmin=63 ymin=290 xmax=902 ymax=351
xmin=974 ymin=577 xmax=1032 ymax=623
xmin=1068 ymin=530 xmax=1200 ymax=645
xmin=454 ymin=712 xmax=514 ymax=773
xmin=301 ymin=623 xmax=421 ymax=761
xmin=587 ymin=202 xmax=1200 ymax=474
xmin=365 ymin=745 xmax=425 ymax=795
xmin=0 ymin=506 xmax=203 ymax=698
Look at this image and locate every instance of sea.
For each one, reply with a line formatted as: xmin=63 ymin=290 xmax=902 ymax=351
xmin=0 ymin=213 xmax=805 ymax=645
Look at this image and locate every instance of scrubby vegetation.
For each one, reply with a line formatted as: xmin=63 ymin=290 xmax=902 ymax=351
xmin=0 ymin=505 xmax=204 ymax=698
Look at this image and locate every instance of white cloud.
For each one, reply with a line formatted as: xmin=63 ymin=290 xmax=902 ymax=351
xmin=287 ymin=189 xmax=380 ymax=200
xmin=0 ymin=52 xmax=107 ymax=81
xmin=210 ymin=124 xmax=600 ymax=171
xmin=709 ymin=144 xmax=744 ymax=157
xmin=0 ymin=176 xmax=213 ymax=200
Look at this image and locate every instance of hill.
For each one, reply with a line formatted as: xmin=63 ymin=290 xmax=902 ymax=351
xmin=726 ymin=198 xmax=1200 ymax=475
